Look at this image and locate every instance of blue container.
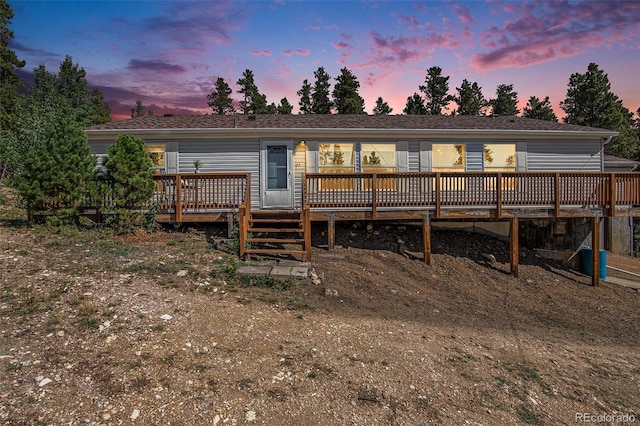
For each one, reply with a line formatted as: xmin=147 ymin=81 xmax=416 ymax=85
xmin=581 ymin=248 xmax=607 ymax=279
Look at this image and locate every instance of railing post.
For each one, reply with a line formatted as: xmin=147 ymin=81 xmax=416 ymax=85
xmin=510 ymin=217 xmax=519 ymax=278
xmin=175 ymin=174 xmax=182 ymax=223
xmin=435 ymin=172 xmax=441 ymax=218
xmin=609 ymin=172 xmax=616 ymax=217
xmin=371 ymin=173 xmax=377 ymax=220
xmin=239 ymin=205 xmax=246 ymax=259
xmin=423 ymin=213 xmax=431 ymax=265
xmin=304 ymin=206 xmax=312 ymax=262
xmin=554 ymin=173 xmax=560 ymax=218
xmin=496 ymin=172 xmax=502 ymax=218
xmin=592 ymin=215 xmax=600 ymax=287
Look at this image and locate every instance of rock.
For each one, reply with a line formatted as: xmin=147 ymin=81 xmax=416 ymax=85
xmin=245 ymin=410 xmax=257 ymax=421
xmin=130 ymin=409 xmax=140 ymax=420
xmin=366 ymin=224 xmax=373 ymax=232
xmin=481 ymin=253 xmax=496 ymax=264
xmin=325 ymin=288 xmax=339 ymax=297
xmin=38 ymin=377 xmax=52 ymax=387
xmin=176 ymin=270 xmax=188 ymax=277
xmin=160 ymin=314 xmax=173 ymax=321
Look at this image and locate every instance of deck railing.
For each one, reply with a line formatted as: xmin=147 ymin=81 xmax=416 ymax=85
xmin=304 ymin=172 xmax=640 ymax=218
xmin=152 ymin=173 xmax=251 ymax=220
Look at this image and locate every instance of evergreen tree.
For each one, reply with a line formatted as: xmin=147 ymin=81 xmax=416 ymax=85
xmin=453 ymin=79 xmax=486 ymax=116
xmin=16 ymin=110 xmax=96 ymax=223
xmin=0 ymin=0 xmax=25 ymax=133
xmin=403 ymin=93 xmax=427 ymax=115
xmin=297 ymin=79 xmax=312 ymax=114
xmin=131 ymin=99 xmax=153 ymax=118
xmin=102 ymin=134 xmax=155 ymax=233
xmin=420 ymin=66 xmax=453 ymax=115
xmin=207 ymin=77 xmax=235 ymax=115
xmin=277 ymin=97 xmax=293 ymax=114
xmin=489 ymin=84 xmax=520 ymax=116
xmin=236 ymin=69 xmax=268 ymax=114
xmin=311 ymin=67 xmax=333 ymax=114
xmin=90 ymin=89 xmax=111 ymax=124
xmin=332 ymin=67 xmax=365 ymax=114
xmin=561 ymin=63 xmax=639 ymax=159
xmin=522 ymin=96 xmax=557 ymax=122
xmin=373 ymin=97 xmax=393 ymax=115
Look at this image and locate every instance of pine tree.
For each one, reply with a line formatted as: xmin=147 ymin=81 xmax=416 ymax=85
xmin=332 ymin=67 xmax=365 ymax=114
xmin=311 ymin=67 xmax=333 ymax=114
xmin=297 ymin=79 xmax=312 ymax=114
xmin=373 ymin=97 xmax=393 ymax=115
xmin=16 ymin=110 xmax=96 ymax=223
xmin=522 ymin=96 xmax=557 ymax=122
xmin=489 ymin=84 xmax=520 ymax=116
xmin=277 ymin=97 xmax=293 ymax=114
xmin=102 ymin=135 xmax=155 ymax=233
xmin=561 ymin=63 xmax=638 ymax=159
xmin=453 ymin=79 xmax=486 ymax=116
xmin=207 ymin=77 xmax=235 ymax=115
xmin=131 ymin=99 xmax=153 ymax=118
xmin=236 ymin=69 xmax=268 ymax=114
xmin=403 ymin=93 xmax=426 ymax=115
xmin=0 ymin=0 xmax=25 ymax=132
xmin=90 ymin=89 xmax=111 ymax=124
xmin=420 ymin=66 xmax=453 ymax=115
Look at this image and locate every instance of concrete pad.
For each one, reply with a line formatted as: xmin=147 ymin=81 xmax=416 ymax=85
xmin=269 ymin=266 xmax=293 ymax=277
xmin=290 ymin=267 xmax=309 ymax=279
xmin=278 ymin=260 xmax=311 ymax=267
xmin=237 ymin=266 xmax=273 ymax=276
xmin=604 ymin=276 xmax=640 ymax=290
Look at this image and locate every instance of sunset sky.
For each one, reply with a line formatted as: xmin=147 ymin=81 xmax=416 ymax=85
xmin=9 ymin=0 xmax=640 ymax=121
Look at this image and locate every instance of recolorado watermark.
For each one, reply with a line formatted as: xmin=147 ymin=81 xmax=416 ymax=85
xmin=575 ymin=412 xmax=636 ymax=423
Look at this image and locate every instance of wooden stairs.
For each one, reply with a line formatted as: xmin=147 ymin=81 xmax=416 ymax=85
xmin=240 ymin=209 xmax=311 ymax=261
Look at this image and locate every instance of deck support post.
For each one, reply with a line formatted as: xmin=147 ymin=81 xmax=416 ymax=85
xmin=226 ymin=213 xmax=234 ymax=238
xmin=327 ymin=214 xmax=336 ymax=251
xmin=592 ymin=215 xmax=600 ymax=287
xmin=175 ymin=174 xmax=183 ymax=223
xmin=422 ymin=213 xmax=431 ymax=265
xmin=509 ymin=217 xmax=519 ymax=278
xmin=238 ymin=206 xmax=247 ymax=260
xmin=304 ymin=206 xmax=312 ymax=262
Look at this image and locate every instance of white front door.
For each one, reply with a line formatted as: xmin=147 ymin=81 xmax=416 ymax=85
xmin=261 ymin=141 xmax=294 ymax=209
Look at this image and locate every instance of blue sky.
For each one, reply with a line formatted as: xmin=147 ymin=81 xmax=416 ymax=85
xmin=8 ymin=0 xmax=640 ymax=120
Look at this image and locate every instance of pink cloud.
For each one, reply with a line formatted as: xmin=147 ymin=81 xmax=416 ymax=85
xmin=307 ymin=25 xmax=320 ymax=31
xmin=251 ymin=50 xmax=272 ymax=56
xmin=453 ymin=3 xmax=474 ymax=24
xmin=282 ymin=49 xmax=292 ymax=56
xmin=295 ymin=49 xmax=311 ymax=56
xmin=332 ymin=41 xmax=351 ymax=50
xmin=473 ymin=0 xmax=640 ymax=71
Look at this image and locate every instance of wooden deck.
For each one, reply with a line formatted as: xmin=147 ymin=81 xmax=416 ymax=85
xmin=88 ymin=171 xmax=639 ymax=285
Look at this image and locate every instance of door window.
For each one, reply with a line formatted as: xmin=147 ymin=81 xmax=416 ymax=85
xmin=267 ymin=145 xmax=288 ymax=189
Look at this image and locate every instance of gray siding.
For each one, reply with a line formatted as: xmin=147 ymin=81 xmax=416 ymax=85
xmin=178 ymin=140 xmax=261 ymax=209
xmin=526 ymin=140 xmax=601 ymax=171
xmin=466 ymin=143 xmax=484 ymax=172
xmin=408 ymin=141 xmax=420 ymax=172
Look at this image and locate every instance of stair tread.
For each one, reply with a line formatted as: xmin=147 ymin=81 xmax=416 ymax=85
xmin=245 ymin=248 xmax=308 ymax=255
xmin=249 ymin=227 xmax=303 ymax=233
xmin=248 ymin=238 xmax=305 ymax=243
xmin=250 ymin=218 xmax=302 ymax=223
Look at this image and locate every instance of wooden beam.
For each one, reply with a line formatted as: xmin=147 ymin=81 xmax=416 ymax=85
xmin=371 ymin=174 xmax=378 ymax=220
xmin=553 ymin=172 xmax=560 ymax=218
xmin=327 ymin=214 xmax=336 ymax=252
xmin=304 ymin=206 xmax=312 ymax=262
xmin=435 ymin=172 xmax=441 ymax=219
xmin=175 ymin=174 xmax=182 ymax=223
xmin=609 ymin=173 xmax=616 ymax=217
xmin=239 ymin=206 xmax=247 ymax=259
xmin=496 ymin=172 xmax=503 ymax=218
xmin=510 ymin=218 xmax=519 ymax=278
xmin=592 ymin=216 xmax=600 ymax=286
xmin=423 ymin=213 xmax=431 ymax=265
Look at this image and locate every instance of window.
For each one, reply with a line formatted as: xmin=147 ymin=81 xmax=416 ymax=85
xmin=361 ymin=144 xmax=396 ymax=173
xmin=484 ymin=144 xmax=516 ymax=190
xmin=318 ymin=143 xmax=355 ymax=173
xmin=318 ymin=143 xmax=355 ymax=190
xmin=145 ymin=145 xmax=165 ymax=169
xmin=267 ymin=146 xmax=288 ymax=190
xmin=483 ymin=144 xmax=516 ymax=172
xmin=432 ymin=144 xmax=466 ymax=190
xmin=432 ymin=144 xmax=466 ymax=172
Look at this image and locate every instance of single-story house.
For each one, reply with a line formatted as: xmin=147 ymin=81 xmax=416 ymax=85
xmin=86 ymin=114 xmax=639 ymax=277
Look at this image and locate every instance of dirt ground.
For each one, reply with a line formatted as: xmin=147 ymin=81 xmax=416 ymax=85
xmin=1 ymin=191 xmax=639 ymax=425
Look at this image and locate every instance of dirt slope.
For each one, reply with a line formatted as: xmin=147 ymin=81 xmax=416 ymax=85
xmin=1 ymin=207 xmax=639 ymax=425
